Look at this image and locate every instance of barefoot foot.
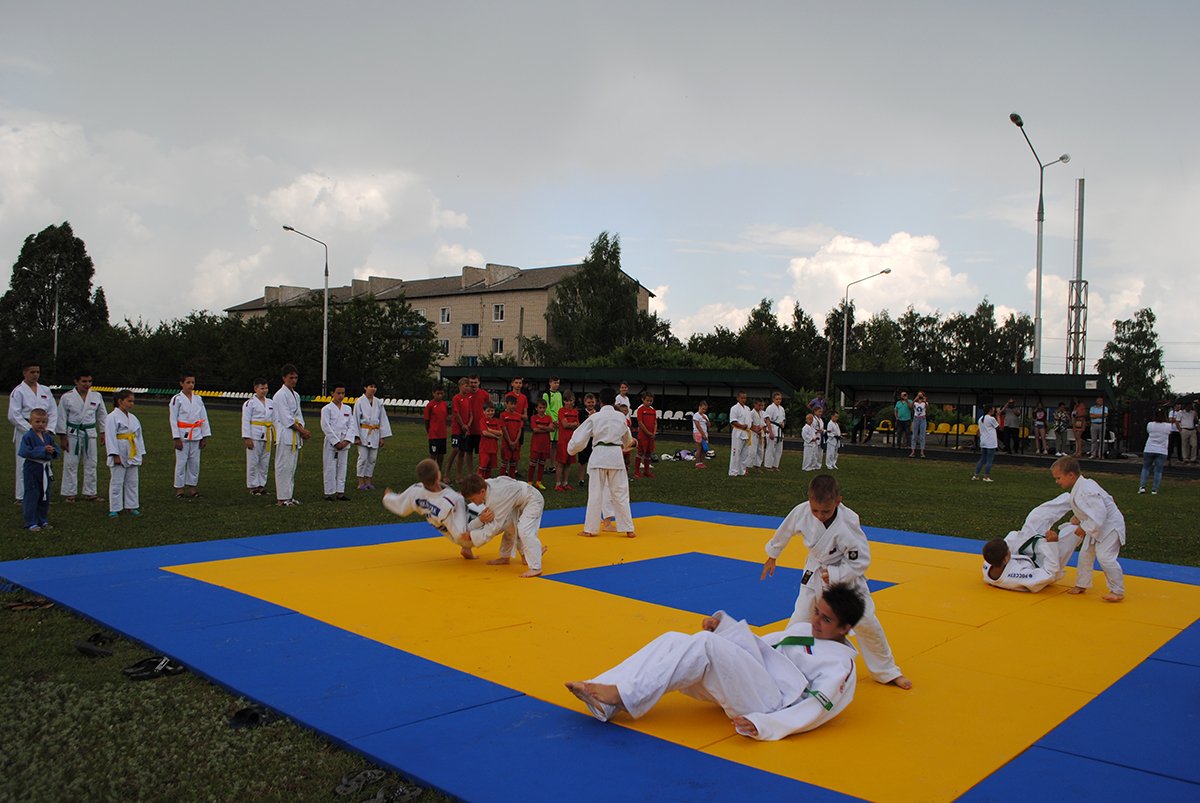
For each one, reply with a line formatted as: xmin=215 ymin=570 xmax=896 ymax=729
xmin=520 ymin=568 xmax=543 ymax=578
xmin=1066 ymin=586 xmax=1086 ymax=595
xmin=625 ymin=531 xmax=638 ymax=538
xmin=578 ymin=530 xmax=597 ymax=538
xmin=565 ymin=681 xmax=620 ymax=722
xmin=888 ymin=675 xmax=913 ymax=690
xmin=460 ymin=546 xmax=477 ymax=560
xmin=487 ymin=557 xmax=511 ymax=565
xmin=1101 ymin=593 xmax=1125 ymax=602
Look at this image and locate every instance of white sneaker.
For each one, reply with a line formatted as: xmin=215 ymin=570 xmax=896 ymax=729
xmin=982 ymin=477 xmax=994 ymax=483
xmin=971 ymin=475 xmax=978 ymax=481
xmin=1138 ymin=487 xmax=1146 ymax=494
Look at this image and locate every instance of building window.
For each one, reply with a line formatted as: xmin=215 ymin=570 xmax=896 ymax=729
xmin=414 ymin=308 xmax=426 ymax=320
xmin=493 ymin=303 xmax=505 ymax=322
xmin=462 ymin=323 xmax=479 ymax=338
xmin=492 ymin=338 xmax=504 ymax=355
xmin=465 ymin=355 xmax=478 ymax=367
xmin=437 ymin=339 xmax=449 ymax=355
xmin=440 ymin=307 xmax=451 ymax=324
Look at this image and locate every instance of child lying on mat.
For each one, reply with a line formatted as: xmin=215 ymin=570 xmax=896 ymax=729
xmin=383 ymin=458 xmax=487 ymax=559
xmin=982 ymin=492 xmax=1082 ymax=592
xmin=566 ymin=584 xmax=863 ymax=740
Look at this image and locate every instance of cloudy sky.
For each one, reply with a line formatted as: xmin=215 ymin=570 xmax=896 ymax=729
xmin=3 ymin=1 xmax=1197 ymax=386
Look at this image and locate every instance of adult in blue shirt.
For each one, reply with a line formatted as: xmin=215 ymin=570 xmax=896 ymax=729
xmin=1088 ymin=396 xmax=1109 ymax=459
xmin=894 ymin=392 xmax=913 ymax=450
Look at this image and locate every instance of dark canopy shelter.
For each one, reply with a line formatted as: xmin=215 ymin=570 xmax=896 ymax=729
xmin=439 ymin=367 xmax=796 ymax=403
xmin=834 ymin=371 xmax=1114 ymax=409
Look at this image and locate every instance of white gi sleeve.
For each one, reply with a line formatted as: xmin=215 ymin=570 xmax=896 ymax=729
xmin=241 ymin=401 xmax=253 ymax=439
xmin=1073 ymin=481 xmax=1112 ymax=540
xmin=765 ymin=504 xmax=805 ymax=559
xmin=168 ymin=395 xmax=182 ymax=438
xmin=197 ymin=397 xmax=211 ymax=437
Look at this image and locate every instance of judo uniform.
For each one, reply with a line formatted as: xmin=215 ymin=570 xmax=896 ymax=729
xmin=587 ymin=613 xmax=857 ymax=741
xmin=1070 ymin=476 xmax=1127 ymax=596
xmin=801 ymin=423 xmax=821 ymax=471
xmin=105 ymin=408 xmax=145 ymax=513
xmin=383 ymin=482 xmax=481 ymax=548
xmin=241 ymin=395 xmax=275 ymax=490
xmin=353 ymin=396 xmax=392 ymax=479
xmin=272 ymin=385 xmax=305 ymax=501
xmin=568 ymin=404 xmax=635 ymax=534
xmin=747 ymin=408 xmax=766 ymax=468
xmin=728 ymin=402 xmax=752 ymax=476
xmin=9 ymin=381 xmax=57 ymax=502
xmin=983 ymin=493 xmax=1080 ymax=592
xmin=467 ymin=476 xmax=545 ymax=572
xmin=169 ymin=391 xmax=210 ymax=488
xmin=18 ymin=430 xmax=57 ymax=528
xmin=766 ymin=501 xmax=904 ymax=684
xmin=825 ymin=422 xmax=842 ymax=469
xmin=55 ymin=388 xmax=106 ymax=498
xmin=320 ymin=401 xmax=354 ymax=495
xmin=763 ymin=402 xmax=786 ymax=469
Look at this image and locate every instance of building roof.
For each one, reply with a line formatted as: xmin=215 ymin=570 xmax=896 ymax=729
xmin=834 ymin=370 xmax=1115 ymax=405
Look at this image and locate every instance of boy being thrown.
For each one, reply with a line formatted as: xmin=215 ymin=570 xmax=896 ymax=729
xmin=982 ymin=492 xmax=1081 ymax=592
xmin=762 ymin=474 xmax=912 ymax=689
xmin=383 ymin=458 xmax=485 ymax=560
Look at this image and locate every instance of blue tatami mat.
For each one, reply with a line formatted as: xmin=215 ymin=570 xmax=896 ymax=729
xmin=1151 ymin=618 xmax=1200 ymax=667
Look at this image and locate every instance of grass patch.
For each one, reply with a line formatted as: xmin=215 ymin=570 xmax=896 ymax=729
xmin=2 ymin=399 xmax=1196 ymax=798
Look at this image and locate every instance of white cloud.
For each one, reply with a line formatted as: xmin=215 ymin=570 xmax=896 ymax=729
xmin=673 ymin=223 xmax=838 ymax=256
xmin=648 ymin=284 xmax=669 ymax=316
xmin=430 ymin=242 xmax=484 ymax=272
xmin=189 ymin=246 xmax=278 ymax=311
xmin=674 ymin=302 xmax=754 ymax=339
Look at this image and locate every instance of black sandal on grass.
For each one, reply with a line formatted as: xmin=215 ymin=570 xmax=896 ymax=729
xmin=363 ymin=783 xmax=422 ymax=802
xmin=124 ymin=656 xmax=186 ymax=680
xmin=334 ymin=769 xmax=386 ymax=796
xmin=228 ymin=704 xmax=280 ymax=730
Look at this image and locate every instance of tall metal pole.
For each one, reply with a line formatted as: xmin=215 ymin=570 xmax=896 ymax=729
xmin=282 ymin=226 xmax=330 ymax=395
xmin=838 ymin=268 xmax=891 ymax=408
xmin=50 ymin=253 xmax=61 ymax=376
xmin=1010 ymin=113 xmax=1069 ymax=375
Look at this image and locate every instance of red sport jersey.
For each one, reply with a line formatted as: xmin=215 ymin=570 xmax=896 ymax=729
xmin=556 ymin=407 xmax=580 ymax=464
xmin=530 ymin=413 xmax=553 ymax=458
xmin=423 ymin=400 xmax=448 ymax=439
xmin=451 ymin=391 xmax=472 ymax=436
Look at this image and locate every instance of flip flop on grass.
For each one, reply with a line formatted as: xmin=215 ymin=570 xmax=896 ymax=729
xmin=228 ymin=704 xmax=280 ymax=730
xmin=334 ymin=768 xmax=386 ymax=796
xmin=361 ymin=783 xmax=422 ymax=803
xmin=124 ymin=656 xmax=186 ymax=680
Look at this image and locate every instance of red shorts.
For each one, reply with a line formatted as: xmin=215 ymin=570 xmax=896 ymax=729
xmin=530 ymin=447 xmax=551 ymax=462
xmin=555 ymin=439 xmax=576 ymax=465
xmin=501 ymin=443 xmax=521 ymax=463
xmin=478 ymin=451 xmax=497 ymax=472
xmin=637 ymin=434 xmax=656 ymax=454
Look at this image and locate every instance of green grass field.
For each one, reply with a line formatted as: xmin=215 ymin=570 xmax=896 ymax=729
xmin=2 ymin=399 xmax=1196 ymax=801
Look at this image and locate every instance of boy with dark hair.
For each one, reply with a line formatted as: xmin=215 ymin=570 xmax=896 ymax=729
xmin=634 ymin=391 xmax=657 ymax=479
xmin=762 ymin=474 xmax=912 ymax=689
xmin=554 ymin=391 xmax=580 ymax=491
xmin=354 ymin=379 xmax=392 ymax=490
xmin=477 ymin=405 xmax=502 ymax=478
xmin=320 ymin=382 xmax=353 ymax=501
xmin=18 ymin=408 xmax=58 ymax=531
xmin=542 ymin=376 xmax=563 ymax=451
xmin=273 ymin=363 xmax=310 ymax=507
xmin=982 ymin=492 xmax=1080 ymax=592
xmin=449 ymin=377 xmax=474 ymax=483
xmin=462 ymin=472 xmax=547 ymax=578
xmin=169 ymin=371 xmax=210 ymax=499
xmin=422 ymin=385 xmax=448 ymax=476
xmin=383 ymin=458 xmax=481 ymax=560
xmin=9 ymin=361 xmax=56 ymax=504
xmin=1053 ymin=456 xmax=1127 ymax=601
xmin=499 ymin=393 xmax=524 ymax=479
xmin=566 ymin=583 xmax=865 ymax=740
xmin=528 ymin=400 xmax=553 ymax=489
xmin=241 ymin=377 xmax=274 ymax=495
xmin=105 ymin=389 xmax=145 ymax=517
xmin=568 ymin=386 xmax=636 ymax=538
xmin=56 ymin=369 xmax=106 ymax=502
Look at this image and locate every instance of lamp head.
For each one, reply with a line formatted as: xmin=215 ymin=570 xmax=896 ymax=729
xmin=1059 ymin=154 xmax=1071 ymax=164
xmin=1010 ymin=113 xmax=1024 ymax=127
xmin=881 ymin=268 xmax=892 ymax=274
xmin=282 ymin=225 xmax=295 ymax=231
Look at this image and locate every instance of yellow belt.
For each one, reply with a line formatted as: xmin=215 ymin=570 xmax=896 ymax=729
xmin=251 ymin=420 xmax=275 ymax=448
xmin=116 ymin=432 xmax=139 ymax=459
xmin=360 ymin=424 xmax=380 ymax=430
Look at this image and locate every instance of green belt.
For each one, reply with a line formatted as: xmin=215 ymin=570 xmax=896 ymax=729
xmin=66 ymin=421 xmax=98 ymax=456
xmin=773 ymin=635 xmax=815 ymax=648
xmin=595 ymin=441 xmax=622 ymax=447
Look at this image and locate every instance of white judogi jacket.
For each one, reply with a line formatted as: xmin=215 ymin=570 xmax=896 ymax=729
xmin=983 ymin=493 xmax=1077 ymax=592
xmin=826 ymin=422 xmax=842 ymax=447
xmin=320 ymin=402 xmax=355 ymax=445
xmin=467 ymin=476 xmax=541 ymax=545
xmin=105 ymin=409 xmax=145 ymax=466
xmin=567 ymin=405 xmax=633 ymax=468
xmin=273 ymin=385 xmax=305 ymax=451
xmin=56 ymin=388 xmax=107 ymax=448
xmin=169 ymin=392 xmax=210 ymax=441
xmin=717 ymin=615 xmax=858 ymax=741
xmin=241 ymin=395 xmax=275 ymax=444
xmin=9 ymin=382 xmax=57 ymax=439
xmin=353 ymin=396 xmax=392 ymax=448
xmin=765 ymin=403 xmax=786 ymax=441
xmin=729 ymin=402 xmax=752 ymax=441
xmin=383 ymin=483 xmax=473 ymax=545
xmin=766 ymin=502 xmax=872 ymax=592
xmin=1070 ymin=476 xmax=1127 ymax=548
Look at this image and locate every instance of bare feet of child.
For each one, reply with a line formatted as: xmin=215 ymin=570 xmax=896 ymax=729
xmin=625 ymin=531 xmax=637 ymax=538
xmin=519 ymin=545 xmax=549 ymax=565
xmin=889 ymin=675 xmax=913 ymax=690
xmin=487 ymin=556 xmax=511 ymax=566
xmin=1101 ymin=593 xmax=1124 ymax=602
xmin=460 ymin=546 xmax=477 ymax=560
xmin=1067 ymin=587 xmax=1086 ymax=595
xmin=600 ymin=518 xmax=617 ymax=532
xmin=520 ymin=568 xmax=543 ymax=578
xmin=565 ymin=681 xmax=621 ymax=721
xmin=578 ymin=530 xmax=597 ymax=537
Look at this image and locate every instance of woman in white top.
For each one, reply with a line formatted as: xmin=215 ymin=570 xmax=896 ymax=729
xmin=973 ymin=406 xmax=1000 ymax=482
xmin=1139 ymin=409 xmax=1174 ymax=495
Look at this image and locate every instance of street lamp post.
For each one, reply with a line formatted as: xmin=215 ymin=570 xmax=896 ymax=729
xmin=1009 ymin=113 xmax=1069 ymax=375
xmin=839 ymin=268 xmax=892 ymax=408
xmin=49 ymin=253 xmax=61 ymax=376
xmin=282 ymin=225 xmax=330 ymax=395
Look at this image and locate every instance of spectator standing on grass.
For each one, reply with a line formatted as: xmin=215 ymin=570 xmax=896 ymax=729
xmin=1168 ymin=402 xmax=1183 ymax=465
xmin=1000 ymin=399 xmax=1021 ymax=454
xmin=1139 ymin=409 xmax=1173 ymax=495
xmin=542 ymin=376 xmax=563 ymax=454
xmin=9 ymin=361 xmax=57 ymax=505
xmin=1179 ymin=401 xmax=1198 ymax=464
xmin=851 ymin=399 xmax=873 ymax=444
xmin=1071 ymin=397 xmax=1088 ymax=457
xmin=1089 ymin=396 xmax=1109 ymax=459
xmin=1032 ymin=403 xmax=1049 ymax=455
xmin=1053 ymin=402 xmax=1071 ymax=457
xmin=909 ymin=391 xmax=928 ymax=458
xmin=894 ymin=392 xmax=913 ymax=451
xmin=972 ymin=405 xmax=1000 ymax=482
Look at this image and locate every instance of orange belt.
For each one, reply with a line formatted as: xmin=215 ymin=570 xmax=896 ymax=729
xmin=178 ymin=419 xmax=207 ymax=441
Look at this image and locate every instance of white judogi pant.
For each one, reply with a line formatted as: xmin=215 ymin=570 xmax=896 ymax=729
xmin=803 ymin=442 xmax=821 ymax=470
xmin=109 ymin=464 xmax=140 ymax=512
xmin=246 ymin=441 xmax=271 ymax=488
xmin=591 ymin=630 xmax=790 ymax=720
xmin=14 ymin=438 xmax=24 ymax=501
xmin=787 ymin=582 xmax=902 ymax=684
xmin=356 ymin=445 xmax=378 ymax=478
xmin=323 ymin=439 xmax=349 ymax=495
xmin=174 ymin=440 xmax=201 ymax=488
xmin=763 ymin=437 xmax=783 ymax=469
xmin=825 ymin=440 xmax=840 ymax=469
xmin=496 ymin=492 xmax=546 ymax=572
xmin=61 ymin=432 xmax=100 ymax=496
xmin=275 ymin=446 xmax=299 ymax=500
xmin=728 ymin=437 xmax=750 ymax=476
xmin=1075 ymin=530 xmax=1124 ymax=596
xmin=584 ymin=466 xmax=633 ymax=533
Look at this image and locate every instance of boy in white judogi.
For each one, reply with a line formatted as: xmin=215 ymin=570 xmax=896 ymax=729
xmin=728 ymin=391 xmax=752 ymax=476
xmin=105 ymin=389 xmax=145 ymax=516
xmin=568 ymin=386 xmax=636 ymax=537
xmin=462 ymin=474 xmax=546 ymax=577
xmin=353 ymin=380 xmax=391 ymax=490
xmin=763 ymin=391 xmax=786 ymax=470
xmin=272 ymin=364 xmax=310 ymax=506
xmin=169 ymin=373 xmax=210 ymax=498
xmin=763 ymin=474 xmax=912 ymax=689
xmin=566 ymin=584 xmax=864 ymax=741
xmin=55 ymin=369 xmax=106 ymax=502
xmin=1052 ymin=456 xmax=1128 ymax=602
xmin=801 ymin=414 xmax=821 ymax=471
xmin=320 ymin=383 xmax=354 ymax=500
xmin=824 ymin=413 xmax=842 ymax=470
xmin=9 ymin=361 xmax=57 ymax=503
xmin=241 ymin=378 xmax=274 ymax=495
xmin=383 ymin=458 xmax=483 ymax=559
xmin=982 ymin=492 xmax=1081 ymax=592
xmin=747 ymin=399 xmax=767 ymax=469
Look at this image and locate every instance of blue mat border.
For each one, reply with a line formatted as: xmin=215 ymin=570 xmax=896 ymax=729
xmin=2 ymin=502 xmax=1198 ymax=800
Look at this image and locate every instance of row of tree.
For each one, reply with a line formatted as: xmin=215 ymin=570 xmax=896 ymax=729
xmin=0 ymin=223 xmax=1174 ymax=401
